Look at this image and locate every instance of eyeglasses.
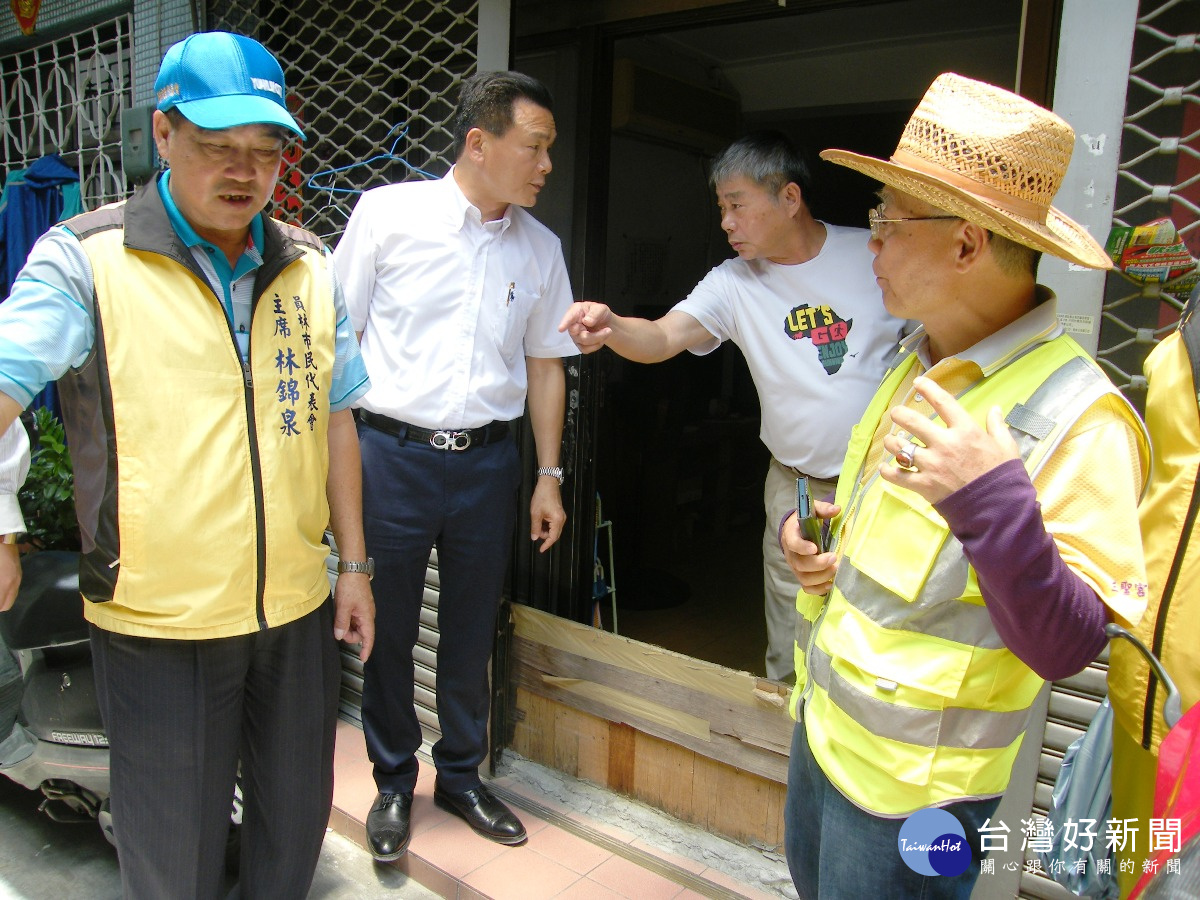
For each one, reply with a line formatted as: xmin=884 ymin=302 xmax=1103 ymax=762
xmin=868 ymin=204 xmax=960 ymax=241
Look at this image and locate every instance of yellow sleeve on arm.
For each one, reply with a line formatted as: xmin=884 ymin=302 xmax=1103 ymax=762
xmin=1031 ymin=392 xmax=1148 ymax=628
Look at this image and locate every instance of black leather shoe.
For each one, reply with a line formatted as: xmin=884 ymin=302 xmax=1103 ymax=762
xmin=433 ymin=782 xmax=527 ymax=845
xmin=366 ymin=791 xmax=413 ymax=861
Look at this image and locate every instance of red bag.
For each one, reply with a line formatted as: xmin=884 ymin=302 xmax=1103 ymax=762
xmin=1127 ymin=671 xmax=1200 ymax=898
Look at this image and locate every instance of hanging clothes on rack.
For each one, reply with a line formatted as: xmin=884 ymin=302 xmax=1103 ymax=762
xmin=0 ymin=154 xmax=83 ymax=297
xmin=0 ymin=153 xmax=83 ymax=417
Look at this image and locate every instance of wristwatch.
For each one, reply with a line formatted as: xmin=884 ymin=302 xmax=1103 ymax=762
xmin=536 ymin=466 xmax=565 ymax=485
xmin=0 ymin=533 xmax=18 ymax=545
xmin=337 ymin=558 xmax=374 ymax=580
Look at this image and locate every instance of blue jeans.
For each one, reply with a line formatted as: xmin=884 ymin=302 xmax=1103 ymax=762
xmin=785 ymin=718 xmax=1001 ymax=899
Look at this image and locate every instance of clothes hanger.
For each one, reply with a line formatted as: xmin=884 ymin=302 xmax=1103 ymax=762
xmin=305 ymin=122 xmax=437 ymax=196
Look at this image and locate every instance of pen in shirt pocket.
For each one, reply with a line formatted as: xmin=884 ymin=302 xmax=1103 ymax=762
xmin=505 ymin=282 xmax=516 ymax=307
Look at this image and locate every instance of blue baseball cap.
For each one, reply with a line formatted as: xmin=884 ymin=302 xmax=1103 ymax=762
xmin=154 ymin=32 xmax=305 ymax=140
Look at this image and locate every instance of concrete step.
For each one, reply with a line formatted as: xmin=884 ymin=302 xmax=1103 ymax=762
xmin=330 ymin=721 xmax=794 ymax=899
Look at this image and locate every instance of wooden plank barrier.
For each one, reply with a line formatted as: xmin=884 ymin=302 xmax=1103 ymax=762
xmin=508 ymin=605 xmax=791 ymax=846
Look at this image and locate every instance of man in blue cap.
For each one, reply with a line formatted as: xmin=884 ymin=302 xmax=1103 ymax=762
xmin=0 ymin=32 xmax=374 ymax=897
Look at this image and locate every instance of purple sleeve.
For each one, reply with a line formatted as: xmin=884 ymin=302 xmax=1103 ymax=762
xmin=777 ymin=490 xmax=837 ymax=550
xmin=778 ymin=509 xmax=795 ymax=550
xmin=933 ymin=458 xmax=1108 ymax=680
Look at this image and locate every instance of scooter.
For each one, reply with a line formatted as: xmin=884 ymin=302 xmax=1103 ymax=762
xmin=0 ymin=549 xmax=114 ymax=841
xmin=1 ymin=550 xmax=244 ymax=857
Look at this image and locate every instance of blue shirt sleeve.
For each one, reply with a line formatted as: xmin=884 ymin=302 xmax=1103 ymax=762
xmin=325 ymin=246 xmax=370 ymax=411
xmin=0 ymin=226 xmax=95 ymax=407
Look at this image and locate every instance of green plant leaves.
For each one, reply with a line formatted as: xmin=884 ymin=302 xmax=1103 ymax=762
xmin=17 ymin=407 xmax=80 ymax=552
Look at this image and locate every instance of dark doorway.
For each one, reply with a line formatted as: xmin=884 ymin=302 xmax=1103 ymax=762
xmin=516 ymin=0 xmax=1030 ymax=677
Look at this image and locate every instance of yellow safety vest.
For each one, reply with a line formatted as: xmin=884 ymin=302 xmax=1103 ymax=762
xmin=794 ymin=334 xmax=1148 ymax=815
xmin=1109 ymin=323 xmax=1200 ymax=753
xmin=58 ymin=190 xmax=337 ymax=639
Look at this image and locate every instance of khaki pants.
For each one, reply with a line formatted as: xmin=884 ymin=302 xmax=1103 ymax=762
xmin=763 ymin=459 xmax=836 ymax=683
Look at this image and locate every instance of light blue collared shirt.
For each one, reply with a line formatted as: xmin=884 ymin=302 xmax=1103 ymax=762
xmin=0 ymin=175 xmax=368 ymax=410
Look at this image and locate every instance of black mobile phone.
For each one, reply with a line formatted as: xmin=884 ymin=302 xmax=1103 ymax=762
xmin=796 ymin=476 xmax=825 ymax=552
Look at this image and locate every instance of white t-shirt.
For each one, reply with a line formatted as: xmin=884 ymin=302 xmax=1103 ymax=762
xmin=334 ymin=171 xmax=578 ymax=429
xmin=674 ymin=223 xmax=905 ymax=477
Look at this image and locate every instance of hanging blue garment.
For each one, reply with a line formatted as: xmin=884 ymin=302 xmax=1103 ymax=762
xmin=0 ymin=154 xmax=82 ymax=418
xmin=0 ymin=154 xmax=83 ymax=298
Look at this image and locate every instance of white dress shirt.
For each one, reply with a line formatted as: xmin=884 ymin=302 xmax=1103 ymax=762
xmin=0 ymin=419 xmax=30 ymax=534
xmin=334 ymin=171 xmax=578 ymax=429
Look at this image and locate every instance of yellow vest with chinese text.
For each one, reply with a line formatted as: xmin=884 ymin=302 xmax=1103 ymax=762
xmin=793 ymin=334 xmax=1148 ymax=815
xmin=1109 ymin=323 xmax=1200 ymax=754
xmin=58 ymin=192 xmax=336 ymax=639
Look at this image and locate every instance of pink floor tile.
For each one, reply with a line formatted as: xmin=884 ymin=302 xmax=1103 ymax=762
xmin=334 ymin=720 xmax=370 ymax=764
xmin=415 ymin=765 xmax=438 ymax=792
xmin=411 ymin=815 xmax=510 ymax=878
xmin=332 ymin=759 xmax=378 ymax=815
xmin=517 ymin=812 xmax=551 ymax=840
xmin=328 ymin=725 xmax=777 ymax=900
xmin=528 ymin=825 xmax=613 ymax=875
xmin=698 ymin=866 xmax=780 ymax=899
xmin=408 ymin=791 xmax=456 ymax=836
xmin=399 ymin=855 xmax=462 ymax=898
xmin=554 ymin=877 xmax=628 ymax=899
xmin=586 ymin=855 xmax=684 ymax=900
xmin=462 ymin=846 xmax=581 ymax=900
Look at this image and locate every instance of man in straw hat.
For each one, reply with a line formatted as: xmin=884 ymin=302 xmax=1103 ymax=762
xmin=780 ymin=72 xmax=1148 ymax=897
xmin=0 ymin=32 xmax=374 ymax=897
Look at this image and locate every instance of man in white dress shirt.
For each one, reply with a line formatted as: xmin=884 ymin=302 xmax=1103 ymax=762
xmin=333 ymin=70 xmax=578 ymax=858
xmin=0 ymin=419 xmax=30 ymax=763
xmin=0 ymin=420 xmax=29 ymax=611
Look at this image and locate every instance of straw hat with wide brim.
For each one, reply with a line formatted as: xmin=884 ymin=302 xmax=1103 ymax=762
xmin=820 ymin=72 xmax=1111 ymax=270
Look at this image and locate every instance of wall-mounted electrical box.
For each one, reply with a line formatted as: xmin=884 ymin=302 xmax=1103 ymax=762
xmin=121 ymin=105 xmax=159 ymax=183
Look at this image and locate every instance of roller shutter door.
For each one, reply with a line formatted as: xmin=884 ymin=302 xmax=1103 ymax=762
xmin=211 ymin=0 xmax=481 ymax=745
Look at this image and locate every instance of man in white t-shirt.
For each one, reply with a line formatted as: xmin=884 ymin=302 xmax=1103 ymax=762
xmin=559 ymin=132 xmax=905 ymax=682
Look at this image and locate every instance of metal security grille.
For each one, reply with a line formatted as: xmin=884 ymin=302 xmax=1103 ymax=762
xmin=206 ymin=0 xmax=477 ymax=242
xmin=208 ymin=0 xmax=482 ymax=733
xmin=1023 ymin=4 xmax=1199 ymax=896
xmin=0 ymin=15 xmax=133 ymax=210
xmin=1094 ymin=0 xmax=1199 ymax=412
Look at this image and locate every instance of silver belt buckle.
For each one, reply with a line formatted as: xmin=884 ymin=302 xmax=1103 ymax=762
xmin=430 ymin=429 xmax=471 ymax=451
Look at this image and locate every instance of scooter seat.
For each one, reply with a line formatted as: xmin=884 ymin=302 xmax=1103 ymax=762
xmin=0 ymin=551 xmax=85 ymax=651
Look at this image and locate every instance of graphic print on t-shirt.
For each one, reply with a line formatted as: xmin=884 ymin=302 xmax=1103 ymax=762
xmin=783 ymin=303 xmax=854 ymax=374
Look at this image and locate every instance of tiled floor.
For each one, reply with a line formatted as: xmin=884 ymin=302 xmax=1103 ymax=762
xmin=329 ymin=721 xmax=782 ymax=900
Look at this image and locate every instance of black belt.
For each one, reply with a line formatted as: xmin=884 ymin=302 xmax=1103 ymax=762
xmin=359 ymin=409 xmax=510 ymax=451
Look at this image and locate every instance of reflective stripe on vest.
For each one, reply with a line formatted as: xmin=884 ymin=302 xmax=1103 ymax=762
xmin=830 ymin=350 xmax=1132 ymax=649
xmin=799 ymin=335 xmax=1149 ymax=813
xmin=807 ymin=643 xmax=1032 ymax=750
xmin=825 ymin=354 xmax=1148 ymax=653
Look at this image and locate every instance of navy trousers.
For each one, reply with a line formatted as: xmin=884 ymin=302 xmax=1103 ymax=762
xmin=90 ymin=600 xmax=340 ymax=900
xmin=358 ymin=420 xmax=520 ymax=795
